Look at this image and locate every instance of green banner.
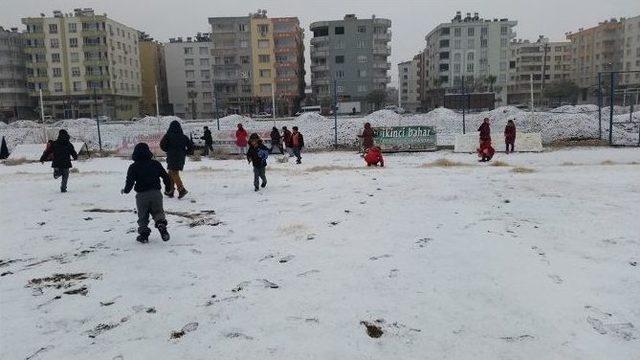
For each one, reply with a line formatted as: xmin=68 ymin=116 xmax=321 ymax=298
xmin=372 ymin=126 xmax=437 ymax=152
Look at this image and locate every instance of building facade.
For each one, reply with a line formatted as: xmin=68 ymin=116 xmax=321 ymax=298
xmin=566 ymin=19 xmax=625 ymax=103
xmin=309 ymin=14 xmax=392 ymax=112
xmin=139 ymin=35 xmax=169 ymax=116
xmin=398 ymin=58 xmax=420 ymax=112
xmin=164 ymin=34 xmax=214 ymax=119
xmin=0 ymin=26 xmax=31 ymax=121
xmin=621 ymin=15 xmax=640 ymax=89
xmin=423 ymin=11 xmax=517 ymax=107
xmin=21 ymin=8 xmax=142 ymax=120
xmin=208 ymin=12 xmax=305 ymax=116
xmin=507 ymin=37 xmax=572 ymax=106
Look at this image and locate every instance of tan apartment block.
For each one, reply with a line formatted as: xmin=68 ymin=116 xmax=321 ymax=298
xmin=139 ymin=35 xmax=169 ymax=116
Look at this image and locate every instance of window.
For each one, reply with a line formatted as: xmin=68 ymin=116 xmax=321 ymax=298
xmin=335 ymin=55 xmax=345 ymax=64
xmin=69 ymin=38 xmax=78 ymax=48
xmin=199 ymin=47 xmax=208 ymax=56
xmin=259 ymin=55 xmax=270 ymax=63
xmin=186 ymin=81 xmax=195 ymax=88
xmin=439 ymin=52 xmax=449 ymax=60
xmin=334 ymin=41 xmax=345 ymax=49
xmin=439 ymin=64 xmax=449 ymax=72
xmin=501 ymin=26 xmax=509 ymax=36
xmin=185 ymin=70 xmax=195 ymax=78
xmin=258 ymin=24 xmax=270 ymax=36
xmin=73 ymin=81 xmax=82 ymax=91
xmin=259 ymin=69 xmax=271 ymax=78
xmin=185 ymin=59 xmax=194 ymax=66
xmin=200 ymin=58 xmax=209 ymax=66
xmin=51 ymin=53 xmax=61 ymax=63
xmin=201 ymin=81 xmax=211 ymax=88
xmin=440 ymin=39 xmax=449 ymax=48
xmin=468 ymin=39 xmax=475 ymax=48
xmin=49 ymin=24 xmax=58 ymax=34
xmin=260 ymin=83 xmax=272 ymax=93
xmin=357 ymin=84 xmax=367 ymax=92
xmin=358 ymin=69 xmax=367 ymax=78
xmin=500 ymin=38 xmax=508 ymax=47
xmin=52 ymin=68 xmax=62 ymax=77
xmin=240 ymin=56 xmax=250 ymax=64
xmin=356 ymin=40 xmax=366 ymax=48
xmin=454 ymin=40 xmax=461 ymax=49
xmin=468 ymin=27 xmax=475 ymax=36
xmin=69 ymin=23 xmax=77 ymax=33
xmin=70 ymin=52 xmax=79 ymax=63
xmin=238 ymin=24 xmax=247 ymax=32
xmin=240 ymin=40 xmax=248 ymax=48
xmin=357 ymin=55 xmax=368 ymax=63
xmin=441 ymin=27 xmax=450 ymax=36
xmin=201 ymin=70 xmax=210 ymax=78
xmin=467 ymin=52 xmax=474 ymax=61
xmin=184 ymin=47 xmax=194 ymax=55
xmin=481 ymin=39 xmax=488 ymax=48
xmin=358 ymin=26 xmax=367 ymax=33
xmin=336 ymin=70 xmax=344 ymax=78
xmin=481 ymin=27 xmax=487 ymax=36
xmin=454 ymin=28 xmax=461 ymax=37
xmin=258 ymin=40 xmax=270 ymax=49
xmin=453 ymin=63 xmax=461 ymax=73
xmin=242 ymin=85 xmax=251 ymax=93
xmin=335 ymin=26 xmax=345 ymax=35
xmin=71 ymin=67 xmax=81 ymax=77
xmin=50 ymin=39 xmax=60 ymax=48
xmin=54 ymin=82 xmax=63 ymax=93
xmin=467 ymin=63 xmax=474 ymax=72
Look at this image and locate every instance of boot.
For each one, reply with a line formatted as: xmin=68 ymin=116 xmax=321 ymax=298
xmin=164 ymin=189 xmax=175 ymax=198
xmin=158 ymin=224 xmax=170 ymax=242
xmin=136 ymin=233 xmax=149 ymax=244
xmin=178 ymin=188 xmax=189 ymax=199
xmin=261 ymin=181 xmax=267 ymax=188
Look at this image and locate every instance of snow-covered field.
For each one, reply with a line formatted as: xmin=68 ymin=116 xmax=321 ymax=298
xmin=1 ymin=148 xmax=639 ymax=359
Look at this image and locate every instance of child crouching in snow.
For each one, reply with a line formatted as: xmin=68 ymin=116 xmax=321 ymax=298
xmin=121 ymin=143 xmax=172 ymax=244
xmin=364 ymin=146 xmax=384 ymax=167
xmin=247 ymin=133 xmax=269 ymax=192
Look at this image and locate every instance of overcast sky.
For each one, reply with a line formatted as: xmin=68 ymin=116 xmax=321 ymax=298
xmin=2 ymin=0 xmax=638 ymax=84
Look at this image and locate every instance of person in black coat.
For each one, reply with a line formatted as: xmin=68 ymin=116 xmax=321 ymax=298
xmin=246 ymin=134 xmax=270 ymax=192
xmin=160 ymin=120 xmax=194 ymax=199
xmin=122 ymin=143 xmax=172 ymax=243
xmin=200 ymin=126 xmax=213 ymax=156
xmin=39 ymin=129 xmax=78 ymax=193
xmin=269 ymin=126 xmax=284 ymax=154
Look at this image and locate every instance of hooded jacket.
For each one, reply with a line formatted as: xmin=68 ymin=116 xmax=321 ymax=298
xmin=478 ymin=122 xmax=491 ymax=142
xmin=246 ymin=141 xmax=270 ymax=168
xmin=282 ymin=128 xmax=293 ymax=147
xmin=360 ymin=123 xmax=376 ymax=149
xmin=160 ymin=121 xmax=194 ymax=171
xmin=270 ymin=127 xmax=281 ymax=144
xmin=123 ymin=143 xmax=172 ymax=194
xmin=236 ymin=126 xmax=248 ymax=147
xmin=201 ymin=128 xmax=213 ymax=145
xmin=504 ymin=123 xmax=516 ymax=143
xmin=40 ymin=129 xmax=78 ymax=168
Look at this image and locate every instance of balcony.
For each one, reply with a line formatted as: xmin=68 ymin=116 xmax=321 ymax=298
xmin=311 ymin=49 xmax=329 ymax=58
xmin=374 ymin=32 xmax=392 ymax=41
xmin=373 ymin=62 xmax=391 ymax=69
xmin=373 ymin=46 xmax=391 ymax=55
xmin=311 ymin=64 xmax=329 ymax=72
xmin=24 ymin=46 xmax=45 ymax=54
xmin=313 ymin=78 xmax=331 ymax=85
xmin=84 ymin=59 xmax=109 ymax=66
xmin=310 ymin=37 xmax=329 ymax=46
xmin=373 ymin=76 xmax=391 ymax=84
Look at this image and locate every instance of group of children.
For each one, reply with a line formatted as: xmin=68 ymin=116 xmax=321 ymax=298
xmin=477 ymin=118 xmax=517 ymax=162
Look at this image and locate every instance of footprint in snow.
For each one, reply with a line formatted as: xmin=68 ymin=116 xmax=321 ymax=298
xmin=369 ymin=254 xmax=392 ymax=261
xmin=548 ymin=274 xmax=563 ymax=284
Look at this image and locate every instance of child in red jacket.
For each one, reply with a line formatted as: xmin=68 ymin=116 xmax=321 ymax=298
xmin=364 ymin=146 xmax=384 ymax=167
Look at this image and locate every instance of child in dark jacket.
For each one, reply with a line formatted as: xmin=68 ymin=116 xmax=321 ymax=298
xmin=40 ymin=129 xmax=78 ymax=193
xmin=122 ymin=143 xmax=172 ymax=243
xmin=246 ymin=134 xmax=270 ymax=192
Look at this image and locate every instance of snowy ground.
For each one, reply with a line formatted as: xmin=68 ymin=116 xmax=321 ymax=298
xmin=1 ymin=148 xmax=639 ymax=359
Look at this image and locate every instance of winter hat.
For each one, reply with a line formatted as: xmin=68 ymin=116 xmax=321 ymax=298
xmin=57 ymin=129 xmax=70 ymax=141
xmin=167 ymin=120 xmax=184 ymax=135
xmin=132 ymin=142 xmax=153 ymax=161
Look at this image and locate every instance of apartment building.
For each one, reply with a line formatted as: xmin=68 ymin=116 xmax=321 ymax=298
xmin=165 ymin=34 xmax=213 ymax=119
xmin=507 ymin=37 xmax=572 ymax=105
xmin=208 ymin=11 xmax=305 ymax=116
xmin=423 ymin=11 xmax=517 ymax=107
xmin=621 ymin=15 xmax=640 ymax=88
xmin=21 ymin=8 xmax=142 ymax=120
xmin=0 ymin=26 xmax=31 ymax=121
xmin=309 ymin=14 xmax=392 ymax=112
xmin=398 ymin=57 xmax=420 ymax=112
xmin=273 ymin=17 xmax=305 ymax=115
xmin=566 ymin=19 xmax=624 ymax=103
xmin=139 ymin=34 xmax=169 ymax=116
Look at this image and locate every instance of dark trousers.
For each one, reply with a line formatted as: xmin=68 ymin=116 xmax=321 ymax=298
xmin=136 ymin=190 xmax=167 ymax=235
xmin=270 ymin=143 xmax=284 ymax=154
xmin=506 ymin=142 xmax=514 ymax=153
xmin=292 ymin=147 xmax=302 ymax=163
xmin=53 ymin=168 xmax=70 ymax=191
xmin=203 ymin=143 xmax=213 ymax=156
xmin=253 ymin=166 xmax=267 ymax=189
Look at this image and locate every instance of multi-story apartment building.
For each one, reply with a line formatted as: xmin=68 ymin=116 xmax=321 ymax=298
xmin=423 ymin=11 xmax=517 ymax=107
xmin=621 ymin=15 xmax=640 ymax=89
xmin=398 ymin=57 xmax=420 ymax=112
xmin=139 ymin=34 xmax=169 ymax=116
xmin=208 ymin=11 xmax=305 ymax=116
xmin=273 ymin=17 xmax=305 ymax=115
xmin=21 ymin=8 xmax=142 ymax=120
xmin=309 ymin=14 xmax=392 ymax=112
xmin=566 ymin=19 xmax=625 ymax=103
xmin=507 ymin=37 xmax=572 ymax=105
xmin=0 ymin=26 xmax=31 ymax=121
xmin=164 ymin=34 xmax=214 ymax=119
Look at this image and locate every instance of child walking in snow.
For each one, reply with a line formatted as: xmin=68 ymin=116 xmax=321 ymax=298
xmin=364 ymin=146 xmax=384 ymax=167
xmin=504 ymin=119 xmax=516 ymax=154
xmin=39 ymin=129 xmax=78 ymax=193
xmin=246 ymin=134 xmax=270 ymax=192
xmin=291 ymin=126 xmax=304 ymax=164
xmin=122 ymin=143 xmax=172 ymax=243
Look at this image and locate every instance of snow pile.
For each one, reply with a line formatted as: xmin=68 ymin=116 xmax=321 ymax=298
xmin=136 ymin=116 xmax=183 ymax=128
xmin=53 ymin=118 xmax=97 ymax=128
xmin=7 ymin=120 xmax=40 ymax=128
xmin=295 ymin=112 xmax=326 ymax=123
xmin=0 ymin=122 xmax=7 ymax=129
xmin=365 ymin=110 xmax=403 ymax=123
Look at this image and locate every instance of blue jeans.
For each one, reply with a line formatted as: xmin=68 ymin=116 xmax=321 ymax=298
xmin=292 ymin=147 xmax=302 ymax=163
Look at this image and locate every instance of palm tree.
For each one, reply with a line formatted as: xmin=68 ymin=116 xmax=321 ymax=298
xmin=187 ymin=90 xmax=198 ymax=119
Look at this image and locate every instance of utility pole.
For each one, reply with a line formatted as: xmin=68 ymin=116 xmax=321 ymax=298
xmin=94 ymin=86 xmax=102 ymax=151
xmin=461 ymin=75 xmax=466 ymax=134
xmin=530 ymin=73 xmax=534 ymax=112
xmin=333 ymin=79 xmax=338 ymax=148
xmin=271 ymin=84 xmax=276 ymax=125
xmin=214 ymin=91 xmax=220 ymax=131
xmin=541 ymin=42 xmax=549 ymax=103
xmin=155 ymin=84 xmax=161 ymax=133
xmin=39 ymin=88 xmax=47 ymax=141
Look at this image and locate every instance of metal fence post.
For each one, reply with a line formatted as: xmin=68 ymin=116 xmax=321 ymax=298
xmin=597 ymin=72 xmax=602 ymax=140
xmin=333 ymin=79 xmax=338 ymax=148
xmin=609 ymin=72 xmax=615 ymax=146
